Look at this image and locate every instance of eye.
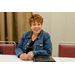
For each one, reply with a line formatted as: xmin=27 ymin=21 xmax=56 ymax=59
xmin=38 ymin=24 xmax=40 ymax=26
xmin=33 ymin=24 xmax=35 ymax=26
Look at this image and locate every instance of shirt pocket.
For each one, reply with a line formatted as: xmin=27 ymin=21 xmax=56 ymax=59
xmin=23 ymin=42 xmax=28 ymax=51
xmin=36 ymin=43 xmax=43 ymax=50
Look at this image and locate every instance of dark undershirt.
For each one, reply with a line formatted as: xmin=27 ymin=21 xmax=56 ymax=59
xmin=26 ymin=40 xmax=35 ymax=54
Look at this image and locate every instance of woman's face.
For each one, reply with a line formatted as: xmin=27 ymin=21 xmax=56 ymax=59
xmin=31 ymin=21 xmax=42 ymax=35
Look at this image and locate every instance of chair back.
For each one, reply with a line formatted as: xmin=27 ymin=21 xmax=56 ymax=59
xmin=0 ymin=41 xmax=16 ymax=55
xmin=59 ymin=42 xmax=75 ymax=58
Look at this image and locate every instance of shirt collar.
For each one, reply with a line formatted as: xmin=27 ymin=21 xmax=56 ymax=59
xmin=37 ymin=30 xmax=43 ymax=39
xmin=27 ymin=30 xmax=33 ymax=39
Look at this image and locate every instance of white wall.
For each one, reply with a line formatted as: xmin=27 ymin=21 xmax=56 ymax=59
xmin=33 ymin=12 xmax=75 ymax=57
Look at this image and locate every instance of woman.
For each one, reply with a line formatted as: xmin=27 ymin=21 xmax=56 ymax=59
xmin=15 ymin=14 xmax=52 ymax=60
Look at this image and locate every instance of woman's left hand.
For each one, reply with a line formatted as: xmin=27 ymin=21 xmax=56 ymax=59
xmin=27 ymin=51 xmax=34 ymax=60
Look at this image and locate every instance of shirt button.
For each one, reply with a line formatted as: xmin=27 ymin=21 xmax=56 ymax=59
xmin=27 ymin=43 xmax=29 ymax=45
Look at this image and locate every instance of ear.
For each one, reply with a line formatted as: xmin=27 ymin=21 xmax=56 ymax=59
xmin=30 ymin=25 xmax=32 ymax=30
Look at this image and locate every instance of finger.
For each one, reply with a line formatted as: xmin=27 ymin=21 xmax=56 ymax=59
xmin=26 ymin=54 xmax=32 ymax=60
xmin=21 ymin=54 xmax=27 ymax=60
xmin=28 ymin=51 xmax=34 ymax=57
xmin=24 ymin=54 xmax=29 ymax=60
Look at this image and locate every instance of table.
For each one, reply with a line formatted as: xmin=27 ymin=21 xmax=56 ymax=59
xmin=53 ymin=57 xmax=75 ymax=62
xmin=0 ymin=54 xmax=53 ymax=62
xmin=0 ymin=55 xmax=33 ymax=62
xmin=0 ymin=55 xmax=75 ymax=62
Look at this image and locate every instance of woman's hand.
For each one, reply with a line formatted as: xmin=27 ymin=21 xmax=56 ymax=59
xmin=27 ymin=51 xmax=34 ymax=60
xmin=19 ymin=51 xmax=34 ymax=60
xmin=19 ymin=53 xmax=28 ymax=60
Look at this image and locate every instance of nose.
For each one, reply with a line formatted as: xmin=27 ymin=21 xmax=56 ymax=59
xmin=35 ymin=25 xmax=39 ymax=27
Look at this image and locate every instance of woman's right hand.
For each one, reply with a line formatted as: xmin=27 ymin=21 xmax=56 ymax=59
xmin=19 ymin=53 xmax=28 ymax=60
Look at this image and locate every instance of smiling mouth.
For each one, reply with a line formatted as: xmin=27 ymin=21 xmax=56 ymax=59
xmin=34 ymin=29 xmax=39 ymax=31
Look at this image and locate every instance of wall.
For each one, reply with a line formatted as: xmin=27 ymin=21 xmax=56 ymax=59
xmin=33 ymin=12 xmax=75 ymax=57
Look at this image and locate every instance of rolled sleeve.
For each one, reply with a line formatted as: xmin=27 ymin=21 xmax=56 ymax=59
xmin=15 ymin=32 xmax=26 ymax=57
xmin=15 ymin=48 xmax=24 ymax=57
xmin=32 ymin=50 xmax=37 ymax=56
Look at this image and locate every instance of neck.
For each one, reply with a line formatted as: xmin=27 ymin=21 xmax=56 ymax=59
xmin=32 ymin=33 xmax=39 ymax=37
xmin=31 ymin=33 xmax=39 ymax=41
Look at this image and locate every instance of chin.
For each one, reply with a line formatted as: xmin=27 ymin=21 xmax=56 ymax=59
xmin=33 ymin=30 xmax=41 ymax=34
xmin=33 ymin=31 xmax=39 ymax=34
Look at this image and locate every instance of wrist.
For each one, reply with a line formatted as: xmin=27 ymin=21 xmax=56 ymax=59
xmin=19 ymin=54 xmax=22 ymax=58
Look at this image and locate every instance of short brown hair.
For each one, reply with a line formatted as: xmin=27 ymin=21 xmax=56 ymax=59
xmin=29 ymin=14 xmax=43 ymax=25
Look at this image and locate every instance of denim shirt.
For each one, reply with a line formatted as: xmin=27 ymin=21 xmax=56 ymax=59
xmin=15 ymin=29 xmax=52 ymax=57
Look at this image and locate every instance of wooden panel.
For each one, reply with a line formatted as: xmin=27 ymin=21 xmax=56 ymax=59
xmin=0 ymin=12 xmax=5 ymax=41
xmin=7 ymin=12 xmax=13 ymax=41
xmin=15 ymin=12 xmax=31 ymax=42
xmin=25 ymin=12 xmax=31 ymax=31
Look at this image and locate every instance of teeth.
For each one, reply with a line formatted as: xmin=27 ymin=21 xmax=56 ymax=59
xmin=35 ymin=29 xmax=39 ymax=30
